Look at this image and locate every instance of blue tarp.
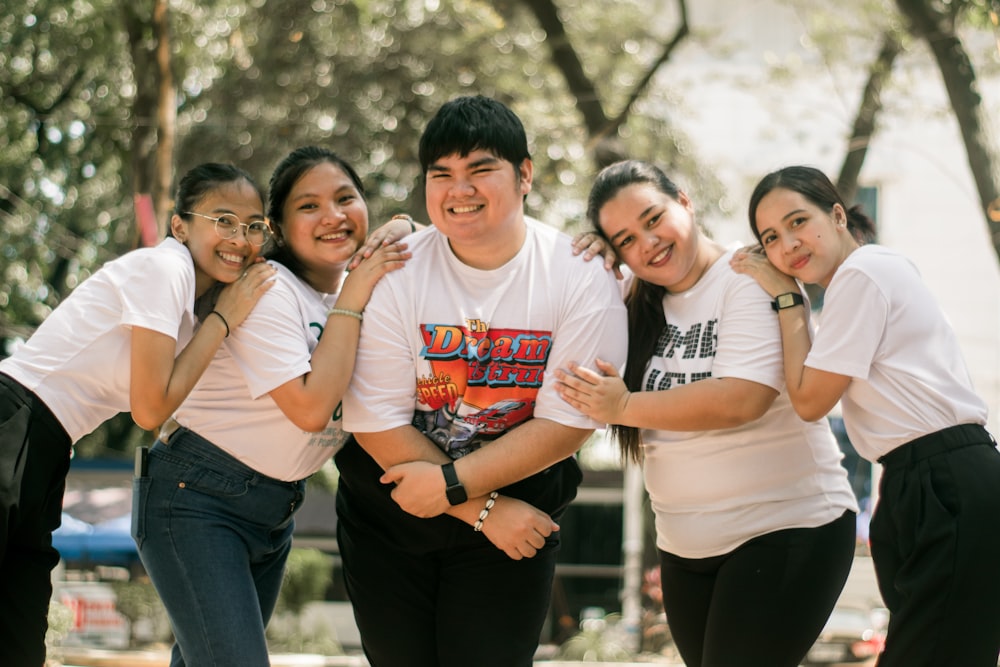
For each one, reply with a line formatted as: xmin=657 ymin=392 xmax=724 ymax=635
xmin=53 ymin=513 xmax=139 ymax=567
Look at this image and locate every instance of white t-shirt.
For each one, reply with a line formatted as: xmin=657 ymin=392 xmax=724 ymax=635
xmin=173 ymin=261 xmax=350 ymax=481
xmin=343 ymin=217 xmax=628 ymax=454
xmin=0 ymin=238 xmax=196 ymax=443
xmin=806 ymin=244 xmax=988 ymax=461
xmin=641 ymin=250 xmax=858 ymax=558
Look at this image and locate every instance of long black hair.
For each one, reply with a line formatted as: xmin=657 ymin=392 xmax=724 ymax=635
xmin=586 ymin=160 xmax=685 ymax=463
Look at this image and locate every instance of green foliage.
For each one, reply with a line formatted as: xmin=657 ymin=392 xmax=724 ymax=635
xmin=45 ymin=598 xmax=75 ymax=653
xmin=276 ymin=547 xmax=335 ymax=616
xmin=7 ymin=0 xmax=994 ymax=457
xmin=111 ymin=578 xmax=173 ymax=645
xmin=266 ymin=611 xmax=345 ymax=656
xmin=556 ymin=612 xmax=635 ymax=662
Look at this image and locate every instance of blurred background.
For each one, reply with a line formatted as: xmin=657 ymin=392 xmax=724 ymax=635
xmin=2 ymin=0 xmax=997 ymax=662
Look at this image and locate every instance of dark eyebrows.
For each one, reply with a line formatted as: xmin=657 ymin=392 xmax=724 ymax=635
xmin=607 ymin=203 xmax=659 ymax=243
xmin=782 ymin=208 xmax=807 ymax=222
xmin=608 ymin=228 xmax=626 ymax=243
xmin=290 ymin=183 xmax=357 ymax=204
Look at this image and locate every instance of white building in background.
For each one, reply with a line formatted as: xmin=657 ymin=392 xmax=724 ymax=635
xmin=652 ymin=0 xmax=1000 ymax=434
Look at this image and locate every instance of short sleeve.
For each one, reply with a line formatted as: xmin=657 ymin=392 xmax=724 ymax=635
xmin=118 ymin=249 xmax=193 ymax=339
xmin=806 ymin=268 xmax=888 ymax=380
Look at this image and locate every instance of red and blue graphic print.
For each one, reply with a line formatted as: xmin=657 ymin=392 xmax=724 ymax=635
xmin=413 ymin=318 xmax=552 ymax=459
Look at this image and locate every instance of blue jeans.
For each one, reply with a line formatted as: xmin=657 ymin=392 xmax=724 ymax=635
xmin=134 ymin=428 xmax=306 ymax=667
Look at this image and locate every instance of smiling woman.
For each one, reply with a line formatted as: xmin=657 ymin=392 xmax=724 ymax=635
xmin=0 ymin=162 xmax=276 ymax=666
xmin=733 ymin=165 xmax=1000 ymax=667
xmin=134 ymin=146 xmax=415 ymax=667
xmin=557 ymin=159 xmax=858 ymax=667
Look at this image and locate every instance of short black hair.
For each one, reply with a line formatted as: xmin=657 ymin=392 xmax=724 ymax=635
xmin=418 ymin=95 xmax=530 ymax=173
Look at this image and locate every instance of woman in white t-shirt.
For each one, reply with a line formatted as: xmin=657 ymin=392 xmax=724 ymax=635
xmin=135 ymin=146 xmax=413 ymax=667
xmin=0 ymin=163 xmax=276 ymax=666
xmin=731 ymin=165 xmax=1000 ymax=667
xmin=557 ymin=160 xmax=858 ymax=667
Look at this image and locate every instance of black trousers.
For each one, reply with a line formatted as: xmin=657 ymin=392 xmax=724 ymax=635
xmin=659 ymin=509 xmax=856 ymax=667
xmin=871 ymin=423 xmax=1000 ymax=667
xmin=337 ymin=516 xmax=557 ymax=667
xmin=0 ymin=373 xmax=72 ymax=666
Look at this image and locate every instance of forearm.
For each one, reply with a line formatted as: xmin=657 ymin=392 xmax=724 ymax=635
xmin=453 ymin=419 xmax=590 ymax=499
xmin=618 ymin=377 xmax=776 ymax=431
xmin=776 ymin=307 xmax=815 ymax=408
xmin=130 ymin=319 xmax=230 ymax=430
xmin=275 ymin=312 xmax=363 ymax=431
xmin=354 ymin=425 xmax=450 ymax=471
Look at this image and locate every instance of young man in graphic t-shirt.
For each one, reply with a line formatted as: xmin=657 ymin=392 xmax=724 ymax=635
xmin=337 ymin=95 xmax=627 ymax=667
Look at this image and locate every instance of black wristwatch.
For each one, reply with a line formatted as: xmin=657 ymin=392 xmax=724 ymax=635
xmin=771 ymin=292 xmax=805 ymax=311
xmin=441 ymin=462 xmax=468 ymax=505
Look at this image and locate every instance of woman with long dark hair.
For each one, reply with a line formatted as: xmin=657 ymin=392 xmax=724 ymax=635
xmin=557 ymin=159 xmax=858 ymax=667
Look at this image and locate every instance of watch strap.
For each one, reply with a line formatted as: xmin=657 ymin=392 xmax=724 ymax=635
xmin=441 ymin=462 xmax=467 ymax=505
xmin=442 ymin=461 xmax=460 ymax=487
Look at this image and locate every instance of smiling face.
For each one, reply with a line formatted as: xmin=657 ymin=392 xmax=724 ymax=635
xmin=754 ymin=187 xmax=853 ymax=288
xmin=423 ymin=149 xmax=532 ymax=269
xmin=170 ymin=179 xmax=266 ymax=296
xmin=279 ymin=161 xmax=369 ymax=289
xmin=597 ymin=182 xmax=712 ymax=293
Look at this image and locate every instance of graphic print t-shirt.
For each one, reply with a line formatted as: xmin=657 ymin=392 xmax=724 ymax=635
xmin=339 ymin=219 xmax=627 ymax=536
xmin=345 ymin=218 xmax=626 ymax=443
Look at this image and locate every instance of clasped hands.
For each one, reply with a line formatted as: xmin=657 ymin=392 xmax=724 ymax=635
xmin=380 ymin=460 xmax=559 ymax=561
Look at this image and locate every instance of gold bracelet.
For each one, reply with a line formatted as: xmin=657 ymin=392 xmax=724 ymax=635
xmin=473 ymin=491 xmax=499 ymax=532
xmin=327 ymin=308 xmax=363 ymax=322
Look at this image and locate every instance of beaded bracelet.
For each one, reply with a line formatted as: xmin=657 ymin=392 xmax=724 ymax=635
xmin=473 ymin=491 xmax=499 ymax=532
xmin=327 ymin=308 xmax=363 ymax=322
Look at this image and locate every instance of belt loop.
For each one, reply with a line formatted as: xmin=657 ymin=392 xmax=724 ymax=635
xmin=158 ymin=419 xmax=183 ymax=445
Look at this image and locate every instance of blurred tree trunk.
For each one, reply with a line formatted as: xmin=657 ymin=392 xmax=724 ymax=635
xmin=518 ymin=0 xmax=690 ymax=167
xmin=895 ymin=0 xmax=1000 ymax=262
xmin=123 ymin=0 xmax=176 ymax=246
xmin=837 ymin=30 xmax=902 ymax=210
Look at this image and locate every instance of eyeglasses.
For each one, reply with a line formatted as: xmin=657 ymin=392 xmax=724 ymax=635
xmin=184 ymin=211 xmax=272 ymax=247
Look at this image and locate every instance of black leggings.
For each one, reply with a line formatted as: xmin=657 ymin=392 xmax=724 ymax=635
xmin=659 ymin=510 xmax=856 ymax=667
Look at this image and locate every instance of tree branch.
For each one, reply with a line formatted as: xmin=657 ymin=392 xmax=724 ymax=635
xmin=837 ymin=29 xmax=901 ymax=208
xmin=605 ymin=0 xmax=689 ymax=140
xmin=895 ymin=0 xmax=1000 ymax=260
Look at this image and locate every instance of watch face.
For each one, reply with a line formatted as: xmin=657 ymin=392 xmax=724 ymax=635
xmin=446 ymin=484 xmax=468 ymax=505
xmin=778 ymin=294 xmax=794 ymax=308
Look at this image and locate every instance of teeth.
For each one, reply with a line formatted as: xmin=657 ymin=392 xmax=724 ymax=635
xmin=651 ymin=248 xmax=669 ymax=264
xmin=320 ymin=231 xmax=348 ymax=241
xmin=452 ymin=205 xmax=480 ymax=214
xmin=219 ymin=252 xmax=243 ymax=263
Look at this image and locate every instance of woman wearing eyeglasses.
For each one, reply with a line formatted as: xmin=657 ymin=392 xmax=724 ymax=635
xmin=135 ymin=146 xmax=414 ymax=667
xmin=0 ymin=163 xmax=276 ymax=666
